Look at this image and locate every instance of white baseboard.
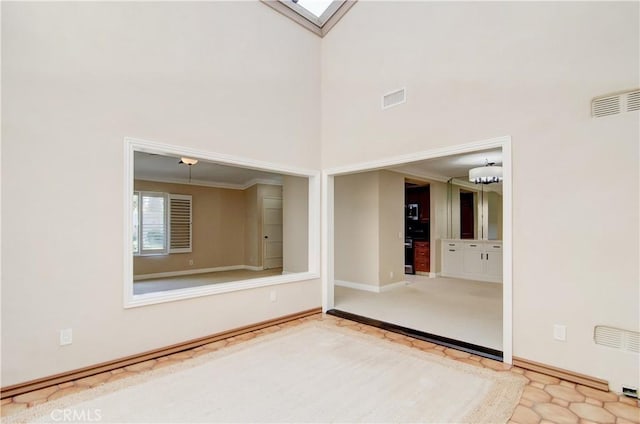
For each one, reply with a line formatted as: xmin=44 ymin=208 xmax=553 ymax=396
xmin=379 ymin=280 xmax=408 ymax=292
xmin=334 ymin=279 xmax=408 ymax=293
xmin=244 ymin=265 xmax=264 ymax=272
xmin=334 ymin=280 xmax=380 ymax=293
xmin=134 ymin=265 xmax=263 ymax=281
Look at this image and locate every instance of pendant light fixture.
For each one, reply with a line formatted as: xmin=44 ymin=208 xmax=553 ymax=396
xmin=178 ymin=157 xmax=198 ymax=183
xmin=469 ymin=160 xmax=503 ymax=184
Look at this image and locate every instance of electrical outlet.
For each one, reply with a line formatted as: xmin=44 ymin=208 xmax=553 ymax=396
xmin=59 ymin=328 xmax=73 ymax=346
xmin=270 ymin=291 xmax=277 ymax=302
xmin=188 ymin=259 xmax=194 ymax=266
xmin=553 ymin=324 xmax=566 ymax=341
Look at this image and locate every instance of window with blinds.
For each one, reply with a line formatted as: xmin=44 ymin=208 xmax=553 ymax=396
xmin=133 ymin=192 xmax=192 ymax=255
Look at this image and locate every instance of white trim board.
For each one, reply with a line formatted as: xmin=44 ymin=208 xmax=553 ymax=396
xmin=322 ymin=135 xmax=513 ymax=365
xmin=335 ymin=280 xmax=408 ymax=293
xmin=133 ymin=265 xmax=265 ymax=281
xmin=124 ymin=137 xmax=321 ymax=309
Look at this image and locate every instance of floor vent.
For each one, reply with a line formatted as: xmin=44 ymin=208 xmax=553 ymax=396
xmin=592 ymin=88 xmax=640 ymax=117
xmin=594 ymin=325 xmax=639 ymax=353
xmin=382 ymin=88 xmax=406 ymax=109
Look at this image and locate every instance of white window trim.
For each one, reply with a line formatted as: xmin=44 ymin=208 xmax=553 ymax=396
xmin=124 ymin=137 xmax=321 ymax=309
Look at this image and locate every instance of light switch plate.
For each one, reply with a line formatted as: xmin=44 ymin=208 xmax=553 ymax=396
xmin=59 ymin=328 xmax=73 ymax=346
xmin=553 ymin=325 xmax=566 ymax=341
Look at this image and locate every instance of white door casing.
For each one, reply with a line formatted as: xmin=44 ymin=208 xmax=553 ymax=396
xmin=322 ymin=135 xmax=513 ymax=364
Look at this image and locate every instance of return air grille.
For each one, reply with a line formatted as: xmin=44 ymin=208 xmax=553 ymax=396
xmin=592 ymin=88 xmax=640 ymax=117
xmin=594 ymin=326 xmax=639 ymax=353
xmin=627 ymin=90 xmax=640 ymax=112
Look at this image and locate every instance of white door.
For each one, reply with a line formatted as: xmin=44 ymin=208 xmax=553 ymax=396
xmin=263 ymin=197 xmax=283 ymax=269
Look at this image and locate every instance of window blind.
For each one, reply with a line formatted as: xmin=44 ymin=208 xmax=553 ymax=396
xmin=169 ymin=194 xmax=192 ymax=253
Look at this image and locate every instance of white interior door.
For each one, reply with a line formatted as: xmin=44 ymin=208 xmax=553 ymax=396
xmin=263 ymin=197 xmax=283 ymax=269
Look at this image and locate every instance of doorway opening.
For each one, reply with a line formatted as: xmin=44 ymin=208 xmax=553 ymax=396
xmin=323 ymin=137 xmax=512 ymax=362
xmin=404 ymin=181 xmax=430 ymax=276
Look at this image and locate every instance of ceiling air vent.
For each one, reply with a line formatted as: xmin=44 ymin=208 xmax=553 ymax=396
xmin=594 ymin=325 xmax=640 ymax=353
xmin=382 ymin=88 xmax=406 ymax=109
xmin=592 ymin=88 xmax=640 ymax=117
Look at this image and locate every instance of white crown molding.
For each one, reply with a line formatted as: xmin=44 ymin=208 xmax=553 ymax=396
xmin=134 ymin=176 xmax=283 ymax=191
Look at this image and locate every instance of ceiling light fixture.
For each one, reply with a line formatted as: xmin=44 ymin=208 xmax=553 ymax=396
xmin=179 ymin=157 xmax=198 ymax=166
xmin=469 ymin=161 xmax=503 ymax=184
xmin=178 ymin=157 xmax=198 ymax=183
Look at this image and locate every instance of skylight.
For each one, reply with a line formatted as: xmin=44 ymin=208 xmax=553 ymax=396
xmin=294 ymin=0 xmax=334 ymax=18
xmin=261 ymin=0 xmax=357 ymax=37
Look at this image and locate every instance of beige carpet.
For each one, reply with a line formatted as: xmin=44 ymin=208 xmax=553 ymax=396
xmin=7 ymin=322 xmax=525 ymax=423
xmin=133 ymin=268 xmax=283 ymax=295
xmin=335 ymin=275 xmax=503 ymax=350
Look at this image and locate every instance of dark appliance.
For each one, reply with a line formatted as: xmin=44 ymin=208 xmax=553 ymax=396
xmin=404 ymin=237 xmax=414 ymax=274
xmin=407 ymin=203 xmax=419 ymax=221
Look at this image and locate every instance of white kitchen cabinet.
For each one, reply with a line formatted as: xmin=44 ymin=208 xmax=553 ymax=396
xmin=441 ymin=239 xmax=502 ymax=283
xmin=484 ymin=243 xmax=503 ymax=280
xmin=441 ymin=241 xmax=463 ymax=275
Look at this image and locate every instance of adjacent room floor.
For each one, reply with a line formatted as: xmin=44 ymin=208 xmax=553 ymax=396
xmin=334 ymin=275 xmax=503 ymax=350
xmin=133 ymin=268 xmax=283 ymax=295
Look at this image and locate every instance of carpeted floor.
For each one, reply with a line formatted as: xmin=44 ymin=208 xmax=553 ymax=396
xmin=335 ymin=275 xmax=503 ymax=350
xmin=5 ymin=321 xmax=525 ymax=423
xmin=133 ymin=268 xmax=283 ymax=295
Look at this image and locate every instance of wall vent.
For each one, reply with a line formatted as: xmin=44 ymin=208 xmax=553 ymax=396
xmin=382 ymin=88 xmax=406 ymax=109
xmin=627 ymin=90 xmax=640 ymax=112
xmin=592 ymin=88 xmax=640 ymax=117
xmin=594 ymin=326 xmax=639 ymax=353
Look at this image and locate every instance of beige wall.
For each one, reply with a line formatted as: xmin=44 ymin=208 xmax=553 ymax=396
xmin=429 ymin=181 xmax=448 ymax=274
xmin=322 ymin=1 xmax=639 ymax=390
xmin=487 ymin=191 xmax=503 ymax=241
xmin=133 ymin=180 xmax=246 ymax=275
xmin=334 ymin=172 xmax=380 ymax=285
xmin=243 ymin=185 xmax=259 ymax=267
xmin=283 ymin=176 xmax=309 ymax=273
xmin=377 ymin=171 xmax=404 ymax=286
xmin=335 ymin=171 xmax=404 ymax=287
xmin=1 ymin=1 xmax=321 ymax=386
